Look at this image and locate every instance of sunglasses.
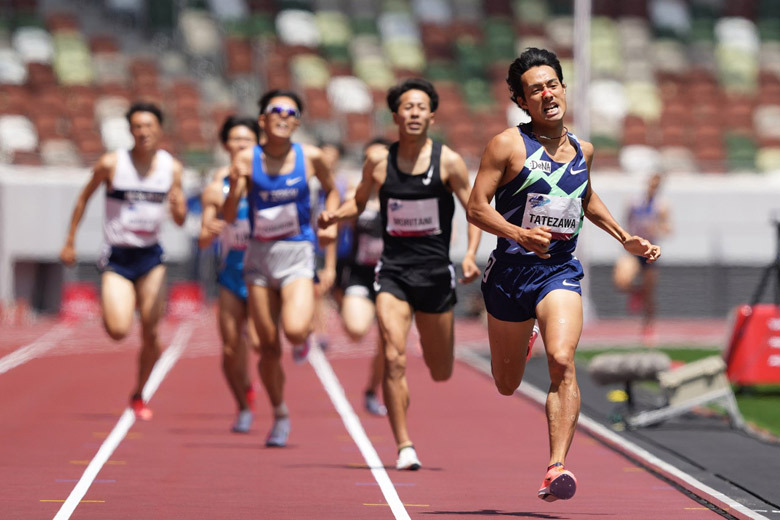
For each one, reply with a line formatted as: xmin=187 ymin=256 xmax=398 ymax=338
xmin=265 ymin=104 xmax=301 ymax=119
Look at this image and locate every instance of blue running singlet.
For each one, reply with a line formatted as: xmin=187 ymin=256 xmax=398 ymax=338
xmin=217 ymin=176 xmax=250 ymax=300
xmin=247 ymin=143 xmax=314 ymax=244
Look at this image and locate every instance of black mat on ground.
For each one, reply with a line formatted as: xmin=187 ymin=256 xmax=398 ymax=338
xmin=518 ymin=356 xmax=780 ymax=514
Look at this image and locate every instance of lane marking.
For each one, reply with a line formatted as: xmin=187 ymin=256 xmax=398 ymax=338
xmin=457 ymin=348 xmax=772 ymax=520
xmin=0 ymin=323 xmax=73 ymax=374
xmin=68 ymin=460 xmax=125 ymax=466
xmin=308 ymin=347 xmax=411 ymax=520
xmin=364 ymin=503 xmax=429 ymax=507
xmin=53 ymin=321 xmax=194 ymax=520
xmin=41 ymin=500 xmax=104 ymax=503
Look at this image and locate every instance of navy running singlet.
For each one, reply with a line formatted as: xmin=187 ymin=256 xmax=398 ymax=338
xmin=492 ymin=124 xmax=589 ymax=263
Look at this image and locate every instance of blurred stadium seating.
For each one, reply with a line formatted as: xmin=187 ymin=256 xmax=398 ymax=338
xmin=1 ymin=0 xmax=780 ymax=174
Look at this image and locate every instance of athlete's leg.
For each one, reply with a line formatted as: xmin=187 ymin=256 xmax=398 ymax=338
xmin=133 ymin=264 xmax=167 ymax=398
xmin=486 ymin=314 xmax=535 ymax=395
xmin=641 ymin=266 xmax=658 ymax=330
xmin=414 ymin=309 xmax=455 ymax=381
xmin=100 ymin=271 xmax=136 ymax=340
xmin=535 ymin=289 xmax=582 ymax=467
xmin=247 ymin=285 xmax=283 ymax=407
xmin=279 ymin=277 xmax=316 ymax=345
xmin=376 ymin=292 xmax=414 ymax=448
xmin=341 ymin=293 xmax=375 ymax=340
xmin=217 ymin=287 xmax=250 ymax=411
xmin=341 ymin=293 xmax=383 ymax=397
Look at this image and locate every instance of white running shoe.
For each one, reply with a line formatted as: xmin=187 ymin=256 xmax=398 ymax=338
xmin=265 ymin=416 xmax=290 ymax=447
xmin=231 ymin=409 xmax=253 ymax=433
xmin=292 ymin=335 xmax=314 ymax=364
xmin=364 ymin=392 xmax=387 ymax=416
xmin=396 ymin=445 xmax=421 ymax=471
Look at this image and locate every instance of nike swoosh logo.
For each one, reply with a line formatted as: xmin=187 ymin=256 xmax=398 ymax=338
xmin=421 ymin=166 xmax=433 ymax=185
xmin=570 ymin=168 xmax=586 ymax=175
xmin=562 ymin=280 xmax=579 ymax=287
xmin=285 ymin=177 xmax=302 ymax=186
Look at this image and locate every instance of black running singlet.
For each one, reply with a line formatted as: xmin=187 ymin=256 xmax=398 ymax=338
xmin=379 ymin=141 xmax=454 ymax=266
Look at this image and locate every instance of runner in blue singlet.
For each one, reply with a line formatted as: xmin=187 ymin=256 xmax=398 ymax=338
xmin=198 ymin=116 xmax=260 ymax=433
xmin=613 ymin=172 xmax=671 ymax=341
xmin=224 ymin=89 xmax=339 ymax=448
xmin=467 ymin=48 xmax=661 ymax=502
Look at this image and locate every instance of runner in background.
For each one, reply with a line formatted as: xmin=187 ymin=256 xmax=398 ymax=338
xmin=224 ymin=89 xmax=339 ymax=447
xmin=612 ymin=172 xmax=671 ymax=343
xmin=198 ymin=115 xmax=261 ymax=433
xmin=319 ymin=79 xmax=482 ymax=470
xmin=332 ymin=137 xmax=393 ymax=416
xmin=59 ymin=102 xmax=187 ymax=420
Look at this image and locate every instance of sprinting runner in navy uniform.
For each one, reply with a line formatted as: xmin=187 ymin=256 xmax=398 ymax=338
xmin=198 ymin=116 xmax=260 ymax=433
xmin=224 ymin=89 xmax=338 ymax=447
xmin=60 ymin=102 xmax=187 ymax=420
xmin=467 ymin=48 xmax=661 ymax=502
xmin=319 ymin=79 xmax=481 ymax=470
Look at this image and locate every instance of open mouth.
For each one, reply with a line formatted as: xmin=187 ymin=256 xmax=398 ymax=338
xmin=543 ymin=103 xmax=560 ymax=116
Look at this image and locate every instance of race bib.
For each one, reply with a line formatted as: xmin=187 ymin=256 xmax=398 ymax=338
xmin=356 ymin=234 xmax=383 ymax=265
xmin=386 ymin=197 xmax=440 ymax=237
xmin=253 ymin=203 xmax=300 ymax=241
xmin=521 ymin=193 xmax=581 ymax=240
xmin=224 ymin=219 xmax=250 ymax=251
xmin=119 ymin=202 xmax=165 ymax=233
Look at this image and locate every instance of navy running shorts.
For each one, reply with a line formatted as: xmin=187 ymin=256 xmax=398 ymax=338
xmin=98 ymin=243 xmax=164 ymax=282
xmin=374 ymin=261 xmax=457 ymax=313
xmin=481 ymin=253 xmax=584 ymax=322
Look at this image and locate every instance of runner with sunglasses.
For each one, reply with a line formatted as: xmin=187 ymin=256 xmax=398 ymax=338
xmin=224 ymin=89 xmax=339 ymax=447
xmin=198 ymin=115 xmax=261 ymax=433
xmin=318 ymin=78 xmax=482 ymax=470
xmin=467 ymin=48 xmax=661 ymax=501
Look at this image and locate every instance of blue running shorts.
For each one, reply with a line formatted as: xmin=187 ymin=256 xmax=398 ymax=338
xmin=481 ymin=253 xmax=584 ymax=322
xmin=98 ymin=243 xmax=165 ymax=282
xmin=218 ymin=265 xmax=248 ymax=301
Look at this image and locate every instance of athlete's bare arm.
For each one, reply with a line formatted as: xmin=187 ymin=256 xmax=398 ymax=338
xmin=467 ymin=129 xmax=552 ymax=258
xmin=441 ymin=145 xmax=481 ymax=283
xmin=59 ymin=152 xmax=117 ymax=266
xmin=169 ymin=159 xmax=187 ymax=226
xmin=224 ymin=147 xmax=253 ymax=224
xmin=305 ymin=143 xmax=339 ymax=245
xmin=581 ymin=142 xmax=661 ymax=262
xmin=198 ymin=169 xmax=228 ymax=249
xmin=318 ymin=146 xmax=388 ymax=229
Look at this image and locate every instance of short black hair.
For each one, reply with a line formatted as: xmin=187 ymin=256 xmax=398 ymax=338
xmin=507 ymin=48 xmax=564 ymax=109
xmin=386 ymin=78 xmax=439 ymax=113
xmin=219 ymin=115 xmax=260 ymax=145
xmin=126 ymin=102 xmax=164 ymax=124
xmin=258 ymin=89 xmax=304 ymax=116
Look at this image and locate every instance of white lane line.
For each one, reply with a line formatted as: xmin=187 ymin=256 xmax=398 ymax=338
xmin=457 ymin=348 xmax=771 ymax=520
xmin=0 ymin=323 xmax=74 ymax=374
xmin=308 ymin=347 xmax=411 ymax=520
xmin=53 ymin=321 xmax=194 ymax=520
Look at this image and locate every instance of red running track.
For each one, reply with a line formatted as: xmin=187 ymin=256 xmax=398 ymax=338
xmin=0 ymin=310 xmax=729 ymax=519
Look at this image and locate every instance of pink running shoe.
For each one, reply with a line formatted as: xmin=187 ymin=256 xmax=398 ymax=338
xmin=292 ymin=335 xmax=314 ymax=364
xmin=537 ymin=462 xmax=577 ymax=502
xmin=131 ymin=396 xmax=153 ymax=421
